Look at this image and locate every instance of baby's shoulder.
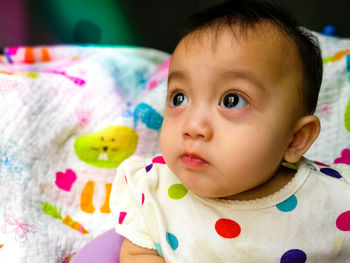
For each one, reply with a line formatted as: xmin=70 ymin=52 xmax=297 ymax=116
xmin=115 ymin=154 xmax=175 ymax=187
xmin=326 ymin=163 xmax=350 ymax=183
xmin=308 ymin=160 xmax=350 ymax=184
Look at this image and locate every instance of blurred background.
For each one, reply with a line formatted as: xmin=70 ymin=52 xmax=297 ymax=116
xmin=0 ymin=0 xmax=349 ymax=53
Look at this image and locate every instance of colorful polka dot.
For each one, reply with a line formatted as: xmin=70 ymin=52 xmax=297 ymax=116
xmin=154 ymin=242 xmax=163 ymax=257
xmin=141 ymin=193 xmax=145 ymax=206
xmin=146 ymin=163 xmax=153 ymax=173
xmin=320 ymin=168 xmax=342 ymax=178
xmin=345 ymin=99 xmax=350 ymax=132
xmin=124 ymin=175 xmax=128 ymax=183
xmin=336 ymin=210 xmax=350 ymax=231
xmin=166 ymin=232 xmax=179 ymax=250
xmin=280 ymin=249 xmax=307 ymax=263
xmin=215 ymin=218 xmax=241 ymax=239
xmin=168 ymin=184 xmax=188 ymax=199
xmin=276 ymin=195 xmax=298 ymax=212
xmin=314 ymin=161 xmax=329 ymax=167
xmin=152 ymin=156 xmax=166 ymax=164
xmin=119 ymin=211 xmax=127 ymax=224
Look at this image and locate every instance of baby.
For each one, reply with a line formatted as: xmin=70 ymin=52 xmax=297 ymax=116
xmin=110 ymin=0 xmax=350 ymax=262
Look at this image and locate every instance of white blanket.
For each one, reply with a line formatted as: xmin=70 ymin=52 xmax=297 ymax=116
xmin=0 ymin=45 xmax=169 ymax=262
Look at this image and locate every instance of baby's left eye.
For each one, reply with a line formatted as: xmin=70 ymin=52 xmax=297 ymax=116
xmin=219 ymin=93 xmax=247 ymax=109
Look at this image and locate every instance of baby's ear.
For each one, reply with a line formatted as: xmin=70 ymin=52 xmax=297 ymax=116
xmin=284 ymin=115 xmax=320 ymax=163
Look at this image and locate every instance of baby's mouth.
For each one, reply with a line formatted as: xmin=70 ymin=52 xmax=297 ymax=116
xmin=181 ymin=153 xmax=209 ymax=167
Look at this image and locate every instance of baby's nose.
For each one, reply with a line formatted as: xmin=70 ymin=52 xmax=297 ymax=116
xmin=103 ymin=146 xmax=108 ymax=151
xmin=182 ymin=112 xmax=213 ymax=141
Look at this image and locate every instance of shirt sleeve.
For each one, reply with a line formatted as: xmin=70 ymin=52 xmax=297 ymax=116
xmin=110 ymin=156 xmax=156 ymax=250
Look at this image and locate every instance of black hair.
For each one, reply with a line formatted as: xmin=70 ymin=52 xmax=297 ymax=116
xmin=180 ymin=0 xmax=323 ymax=115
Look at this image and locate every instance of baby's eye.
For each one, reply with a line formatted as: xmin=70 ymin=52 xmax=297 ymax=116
xmin=219 ymin=92 xmax=247 ymax=109
xmin=171 ymin=92 xmax=189 ymax=107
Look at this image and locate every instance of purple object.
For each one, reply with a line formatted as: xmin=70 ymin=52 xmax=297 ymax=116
xmin=71 ymin=229 xmax=123 ymax=263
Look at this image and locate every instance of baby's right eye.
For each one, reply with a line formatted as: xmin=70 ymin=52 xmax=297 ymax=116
xmin=171 ymin=92 xmax=189 ymax=107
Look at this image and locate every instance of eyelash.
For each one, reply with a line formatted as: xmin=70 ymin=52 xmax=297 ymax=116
xmin=219 ymin=90 xmax=249 ymax=105
xmin=166 ymin=89 xmax=250 ymax=108
xmin=166 ymin=89 xmax=185 ymax=103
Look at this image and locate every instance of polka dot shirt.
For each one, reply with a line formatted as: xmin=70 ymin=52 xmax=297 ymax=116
xmin=110 ymin=156 xmax=350 ymax=262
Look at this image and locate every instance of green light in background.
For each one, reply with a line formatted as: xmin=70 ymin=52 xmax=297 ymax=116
xmin=39 ymin=0 xmax=139 ymax=45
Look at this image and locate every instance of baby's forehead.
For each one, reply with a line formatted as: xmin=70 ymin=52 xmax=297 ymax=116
xmin=172 ymin=22 xmax=302 ymax=79
xmin=181 ymin=21 xmax=295 ymax=53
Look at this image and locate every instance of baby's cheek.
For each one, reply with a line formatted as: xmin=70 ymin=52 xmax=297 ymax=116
xmin=159 ymin=128 xmax=168 ymax=154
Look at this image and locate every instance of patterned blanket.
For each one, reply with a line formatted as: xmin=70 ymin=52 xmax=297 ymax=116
xmin=0 ymin=45 xmax=169 ymax=262
xmin=0 ymin=32 xmax=350 ymax=262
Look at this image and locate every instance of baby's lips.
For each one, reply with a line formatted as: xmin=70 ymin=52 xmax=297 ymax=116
xmin=55 ymin=169 xmax=77 ymax=191
xmin=182 ymin=152 xmax=208 ymax=163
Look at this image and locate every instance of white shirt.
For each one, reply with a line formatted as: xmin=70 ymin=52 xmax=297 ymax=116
xmin=110 ymin=156 xmax=350 ymax=263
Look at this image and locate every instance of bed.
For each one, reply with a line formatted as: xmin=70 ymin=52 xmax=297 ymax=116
xmin=0 ymin=32 xmax=350 ymax=262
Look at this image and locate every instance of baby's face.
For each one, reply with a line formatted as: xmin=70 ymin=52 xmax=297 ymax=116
xmin=160 ymin=23 xmax=303 ymax=199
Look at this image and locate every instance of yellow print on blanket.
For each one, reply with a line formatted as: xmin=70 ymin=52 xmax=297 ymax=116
xmin=74 ymin=125 xmax=138 ymax=168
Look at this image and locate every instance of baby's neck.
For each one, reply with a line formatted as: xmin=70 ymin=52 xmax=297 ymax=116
xmin=224 ymin=166 xmax=296 ymax=201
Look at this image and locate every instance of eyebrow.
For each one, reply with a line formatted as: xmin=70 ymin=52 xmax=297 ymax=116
xmin=168 ymin=69 xmax=265 ymax=91
xmin=220 ymin=69 xmax=265 ymax=91
xmin=167 ymin=70 xmax=187 ymax=84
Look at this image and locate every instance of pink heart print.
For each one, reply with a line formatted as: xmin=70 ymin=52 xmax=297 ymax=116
xmin=55 ymin=169 xmax=77 ymax=191
xmin=334 ymin=149 xmax=350 ymax=165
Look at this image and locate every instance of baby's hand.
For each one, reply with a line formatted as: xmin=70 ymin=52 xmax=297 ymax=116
xmin=120 ymin=238 xmax=165 ymax=263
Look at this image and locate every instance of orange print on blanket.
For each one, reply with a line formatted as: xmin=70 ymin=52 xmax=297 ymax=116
xmin=23 ymin=47 xmax=52 ymax=63
xmin=331 ymin=49 xmax=350 ymax=62
xmin=62 ymin=215 xmax=89 ymax=234
xmin=81 ymin=181 xmax=95 ymax=214
xmin=80 ymin=181 xmax=112 ymax=214
xmin=100 ymin=183 xmax=112 ymax=213
xmin=24 ymin=47 xmax=35 ymax=64
xmin=41 ymin=48 xmax=51 ymax=62
xmin=0 ymin=71 xmax=13 ymax=75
